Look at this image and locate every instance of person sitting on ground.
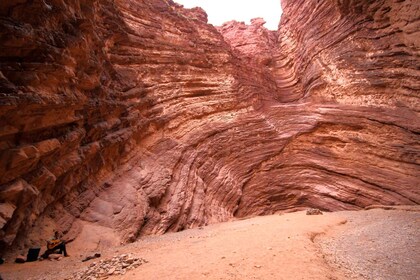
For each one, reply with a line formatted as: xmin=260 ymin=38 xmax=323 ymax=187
xmin=40 ymin=230 xmax=69 ymax=259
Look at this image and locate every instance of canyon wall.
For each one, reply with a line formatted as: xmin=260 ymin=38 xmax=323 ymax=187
xmin=0 ymin=0 xmax=419 ymax=253
xmin=219 ymin=0 xmax=420 ymax=217
xmin=0 ymin=0 xmax=276 ymax=252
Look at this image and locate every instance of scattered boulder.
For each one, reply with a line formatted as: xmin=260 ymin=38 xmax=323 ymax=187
xmin=306 ymin=208 xmax=323 ymax=215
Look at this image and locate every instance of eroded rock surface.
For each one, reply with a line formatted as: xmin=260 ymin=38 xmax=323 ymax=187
xmin=0 ymin=0 xmax=419 ymax=254
xmin=229 ymin=0 xmax=420 ymax=217
xmin=218 ymin=18 xmax=278 ymax=67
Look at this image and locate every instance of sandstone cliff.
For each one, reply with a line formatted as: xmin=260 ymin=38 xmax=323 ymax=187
xmin=219 ymin=0 xmax=420 ymax=217
xmin=0 ymin=0 xmax=419 ymax=254
xmin=218 ymin=18 xmax=278 ymax=67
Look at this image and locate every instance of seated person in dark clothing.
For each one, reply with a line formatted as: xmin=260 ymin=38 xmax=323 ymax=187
xmin=40 ymin=230 xmax=69 ymax=259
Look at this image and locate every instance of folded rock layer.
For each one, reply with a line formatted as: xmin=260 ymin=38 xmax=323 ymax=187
xmin=219 ymin=0 xmax=420 ymax=217
xmin=0 ymin=0 xmax=418 ymax=253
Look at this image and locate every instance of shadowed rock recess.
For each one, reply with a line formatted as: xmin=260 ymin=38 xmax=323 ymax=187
xmin=0 ymin=0 xmax=418 ymax=253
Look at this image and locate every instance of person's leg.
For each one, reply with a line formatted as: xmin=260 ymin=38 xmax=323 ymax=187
xmin=41 ymin=249 xmax=52 ymax=259
xmin=62 ymin=243 xmax=68 ymax=257
xmin=56 ymin=243 xmax=68 ymax=257
xmin=56 ymin=243 xmax=63 ymax=254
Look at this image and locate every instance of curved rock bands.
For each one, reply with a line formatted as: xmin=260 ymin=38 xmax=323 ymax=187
xmin=236 ymin=104 xmax=420 ymax=217
xmin=0 ymin=0 xmax=229 ymax=250
xmin=0 ymin=0 xmax=419 ymax=254
xmin=0 ymin=0 xmax=273 ymax=251
xmin=273 ymin=0 xmax=420 ymax=106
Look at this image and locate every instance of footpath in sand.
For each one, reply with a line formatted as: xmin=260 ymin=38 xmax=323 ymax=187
xmin=1 ymin=207 xmax=419 ymax=280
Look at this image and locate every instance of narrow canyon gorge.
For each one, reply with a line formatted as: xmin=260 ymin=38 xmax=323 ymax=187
xmin=0 ymin=0 xmax=419 ymax=256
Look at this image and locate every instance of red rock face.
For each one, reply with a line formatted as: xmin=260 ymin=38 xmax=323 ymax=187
xmin=218 ymin=18 xmax=278 ymax=67
xmin=220 ymin=0 xmax=420 ymax=217
xmin=0 ymin=0 xmax=419 ymax=253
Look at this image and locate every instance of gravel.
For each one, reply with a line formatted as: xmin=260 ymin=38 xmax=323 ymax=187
xmin=318 ymin=208 xmax=420 ymax=280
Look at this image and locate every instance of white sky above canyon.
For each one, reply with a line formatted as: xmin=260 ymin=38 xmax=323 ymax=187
xmin=173 ymin=0 xmax=282 ymax=30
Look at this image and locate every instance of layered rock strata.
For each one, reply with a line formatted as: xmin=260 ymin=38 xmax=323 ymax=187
xmin=0 ymin=0 xmax=275 ymax=252
xmin=218 ymin=18 xmax=278 ymax=67
xmin=0 ymin=0 xmax=419 ymax=254
xmin=219 ymin=0 xmax=420 ymax=217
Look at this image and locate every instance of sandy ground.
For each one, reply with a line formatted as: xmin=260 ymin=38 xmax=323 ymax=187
xmin=0 ymin=207 xmax=419 ymax=280
xmin=318 ymin=208 xmax=420 ymax=280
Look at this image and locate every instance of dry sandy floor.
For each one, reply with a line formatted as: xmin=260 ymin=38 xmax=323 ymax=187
xmin=0 ymin=207 xmax=419 ymax=280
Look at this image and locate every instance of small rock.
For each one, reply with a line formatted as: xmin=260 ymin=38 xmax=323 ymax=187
xmin=306 ymin=208 xmax=323 ymax=215
xmin=48 ymin=254 xmax=63 ymax=260
xmin=108 ymin=268 xmax=115 ymax=275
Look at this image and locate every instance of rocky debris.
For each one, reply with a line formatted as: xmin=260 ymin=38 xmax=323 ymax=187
xmin=319 ymin=209 xmax=420 ymax=280
xmin=306 ymin=209 xmax=323 ymax=215
xmin=69 ymin=254 xmax=147 ymax=280
xmin=82 ymin=252 xmax=101 ymax=262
